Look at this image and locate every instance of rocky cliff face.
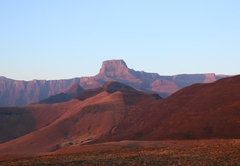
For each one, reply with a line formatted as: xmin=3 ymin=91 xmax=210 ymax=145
xmin=0 ymin=59 xmax=229 ymax=106
xmin=97 ymin=59 xmax=142 ymax=84
xmin=96 ymin=60 xmax=165 ymax=86
xmin=0 ymin=78 xmax=81 ymax=106
xmin=99 ymin=60 xmax=130 ymax=77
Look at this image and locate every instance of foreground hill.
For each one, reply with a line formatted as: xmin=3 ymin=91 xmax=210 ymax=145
xmin=0 ymin=59 xmax=228 ymax=106
xmin=0 ymin=75 xmax=239 ymax=159
xmin=0 ymin=103 xmax=74 ymax=144
xmin=92 ymin=75 xmax=240 ymax=143
xmin=0 ymin=82 xmax=161 ymax=156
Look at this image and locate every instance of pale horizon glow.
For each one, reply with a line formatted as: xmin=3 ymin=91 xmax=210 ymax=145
xmin=0 ymin=1 xmax=239 ymax=81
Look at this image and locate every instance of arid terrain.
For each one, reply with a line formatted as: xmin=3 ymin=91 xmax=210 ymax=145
xmin=1 ymin=0 xmax=239 ymax=163
xmin=1 ymin=140 xmax=240 ymax=165
xmin=0 ymin=69 xmax=239 ymax=165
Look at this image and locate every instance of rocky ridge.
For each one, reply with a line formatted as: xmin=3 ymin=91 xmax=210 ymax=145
xmin=0 ymin=59 xmax=229 ymax=106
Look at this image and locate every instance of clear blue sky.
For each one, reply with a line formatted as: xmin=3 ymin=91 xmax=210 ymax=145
xmin=0 ymin=0 xmax=239 ymax=81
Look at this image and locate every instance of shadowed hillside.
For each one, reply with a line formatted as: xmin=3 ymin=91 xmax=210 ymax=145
xmin=0 ymin=76 xmax=239 ymax=159
xmin=38 ymin=84 xmax=84 ymax=104
xmin=75 ymin=81 xmax=141 ymax=101
xmin=0 ymin=82 xmax=161 ymax=156
xmin=92 ymin=75 xmax=240 ymax=143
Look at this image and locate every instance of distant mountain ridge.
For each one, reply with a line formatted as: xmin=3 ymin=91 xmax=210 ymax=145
xmin=0 ymin=59 xmax=229 ymax=106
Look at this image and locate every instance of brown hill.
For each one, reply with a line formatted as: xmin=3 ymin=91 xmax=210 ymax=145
xmin=0 ymin=60 xmax=228 ymax=106
xmin=0 ymin=103 xmax=74 ymax=144
xmin=91 ymin=75 xmax=240 ymax=143
xmin=0 ymin=76 xmax=239 ymax=159
xmin=0 ymin=82 xmax=160 ymax=156
xmin=76 ymin=81 xmax=141 ymax=101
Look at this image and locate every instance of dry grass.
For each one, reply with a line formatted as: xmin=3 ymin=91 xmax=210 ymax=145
xmin=1 ymin=141 xmax=240 ymax=166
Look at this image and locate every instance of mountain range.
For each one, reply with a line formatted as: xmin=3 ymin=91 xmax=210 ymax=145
xmin=0 ymin=59 xmax=228 ymax=106
xmin=0 ymin=74 xmax=239 ymax=159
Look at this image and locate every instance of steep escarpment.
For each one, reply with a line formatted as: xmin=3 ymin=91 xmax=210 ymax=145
xmin=0 ymin=78 xmax=81 ymax=106
xmin=99 ymin=60 xmax=131 ymax=77
xmin=0 ymin=59 xmax=229 ymax=106
xmin=95 ymin=60 xmax=228 ymax=97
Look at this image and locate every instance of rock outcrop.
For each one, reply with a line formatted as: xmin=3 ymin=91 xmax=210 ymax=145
xmin=0 ymin=78 xmax=81 ymax=106
xmin=0 ymin=59 xmax=229 ymax=106
xmin=99 ymin=60 xmax=130 ymax=77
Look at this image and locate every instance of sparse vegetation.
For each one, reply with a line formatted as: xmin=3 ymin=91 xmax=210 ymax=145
xmin=1 ymin=141 xmax=240 ymax=166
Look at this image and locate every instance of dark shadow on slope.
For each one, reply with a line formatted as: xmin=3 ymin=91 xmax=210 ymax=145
xmin=0 ymin=107 xmax=35 ymax=143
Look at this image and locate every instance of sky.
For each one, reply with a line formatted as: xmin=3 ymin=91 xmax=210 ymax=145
xmin=0 ymin=0 xmax=239 ymax=81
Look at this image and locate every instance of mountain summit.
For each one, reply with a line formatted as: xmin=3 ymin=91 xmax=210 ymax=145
xmin=0 ymin=59 xmax=229 ymax=106
xmin=99 ymin=59 xmax=131 ymax=77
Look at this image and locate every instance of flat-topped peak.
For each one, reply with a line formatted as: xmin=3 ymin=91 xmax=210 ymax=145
xmin=103 ymin=59 xmax=127 ymax=64
xmin=99 ymin=59 xmax=130 ymax=76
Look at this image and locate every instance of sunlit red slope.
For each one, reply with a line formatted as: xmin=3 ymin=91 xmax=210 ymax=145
xmin=92 ymin=75 xmax=240 ymax=143
xmin=0 ymin=82 xmax=160 ymax=156
xmin=0 ymin=75 xmax=239 ymax=158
